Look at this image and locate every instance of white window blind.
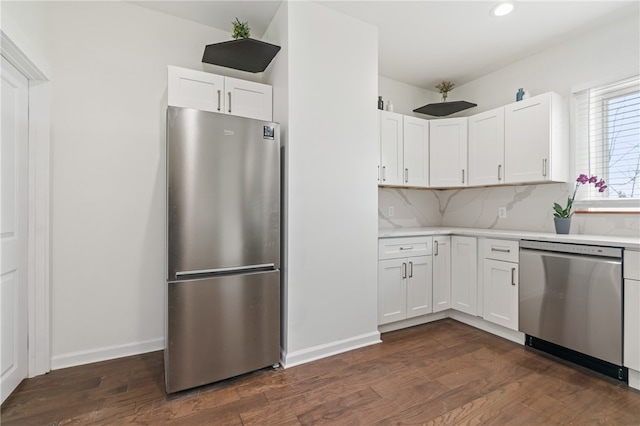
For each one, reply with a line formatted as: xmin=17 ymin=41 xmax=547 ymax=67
xmin=574 ymin=75 xmax=640 ymax=206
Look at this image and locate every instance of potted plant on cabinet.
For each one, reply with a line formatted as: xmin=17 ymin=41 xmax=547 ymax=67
xmin=202 ymin=17 xmax=281 ymax=73
xmin=553 ymin=174 xmax=607 ymax=234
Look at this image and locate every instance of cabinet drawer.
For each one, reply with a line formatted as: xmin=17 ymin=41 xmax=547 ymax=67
xmin=625 ymin=250 xmax=640 ymax=280
xmin=379 ymin=237 xmax=432 ymax=260
xmin=483 ymin=238 xmax=519 ymax=262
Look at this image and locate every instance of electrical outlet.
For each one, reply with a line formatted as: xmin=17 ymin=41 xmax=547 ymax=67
xmin=388 ymin=206 xmax=395 ymax=217
xmin=498 ymin=207 xmax=507 ymax=219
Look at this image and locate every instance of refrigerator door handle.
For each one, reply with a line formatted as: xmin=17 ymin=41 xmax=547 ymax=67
xmin=175 ymin=263 xmax=276 ymax=279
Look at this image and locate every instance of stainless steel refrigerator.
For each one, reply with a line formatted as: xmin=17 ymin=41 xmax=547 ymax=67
xmin=165 ymin=106 xmax=280 ymax=394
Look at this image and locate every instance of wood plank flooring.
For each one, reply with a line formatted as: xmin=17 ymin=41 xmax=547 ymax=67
xmin=2 ymin=319 xmax=640 ymax=425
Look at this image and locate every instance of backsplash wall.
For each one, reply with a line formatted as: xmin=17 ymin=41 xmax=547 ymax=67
xmin=379 ymin=185 xmax=639 ymax=238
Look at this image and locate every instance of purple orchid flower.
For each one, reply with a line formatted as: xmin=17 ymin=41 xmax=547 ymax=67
xmin=555 ymin=174 xmax=607 ymax=218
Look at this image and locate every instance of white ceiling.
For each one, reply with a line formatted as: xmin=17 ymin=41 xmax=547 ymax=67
xmin=132 ymin=1 xmax=638 ymax=90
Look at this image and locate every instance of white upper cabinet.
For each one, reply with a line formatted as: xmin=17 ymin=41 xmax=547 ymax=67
xmin=504 ymin=92 xmax=568 ymax=184
xmin=168 ymin=66 xmax=224 ymax=113
xmin=224 ymin=76 xmax=273 ymax=121
xmin=379 ymin=111 xmax=404 ymax=186
xmin=430 ymin=117 xmax=468 ymax=188
xmin=468 ymin=107 xmax=505 ymax=186
xmin=402 ymin=116 xmax=430 ymax=187
xmin=379 ymin=112 xmax=429 ymax=188
xmin=167 ymin=66 xmax=273 ymax=121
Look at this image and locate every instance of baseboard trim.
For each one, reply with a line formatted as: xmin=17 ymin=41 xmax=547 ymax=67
xmin=282 ymin=331 xmax=381 ymax=368
xmin=51 ymin=338 xmax=164 ymax=370
xmin=448 ymin=311 xmax=525 ymax=345
xmin=628 ymin=369 xmax=640 ymax=391
xmin=378 ymin=311 xmax=448 ymax=334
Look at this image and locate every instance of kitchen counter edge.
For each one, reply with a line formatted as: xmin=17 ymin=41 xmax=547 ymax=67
xmin=378 ymin=227 xmax=640 ymax=250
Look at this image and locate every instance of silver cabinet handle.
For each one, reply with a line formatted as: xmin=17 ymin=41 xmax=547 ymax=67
xmin=462 ymin=169 xmax=465 ymax=184
xmin=382 ymin=166 xmax=387 ymax=182
xmin=399 ymin=246 xmax=414 ymax=251
xmin=405 ymin=168 xmax=409 ymax=183
xmin=498 ymin=164 xmax=502 ymax=181
xmin=402 ymin=262 xmax=407 ymax=279
xmin=228 ymin=92 xmax=232 ymax=113
xmin=434 ymin=240 xmax=439 ymax=256
xmin=377 ymin=165 xmax=380 ymax=182
xmin=511 ymin=267 xmax=516 ymax=286
xmin=491 ymin=247 xmax=511 ymax=253
xmin=542 ymin=158 xmax=547 ymax=177
xmin=217 ymin=90 xmax=221 ymax=111
xmin=409 ymin=261 xmax=413 ymax=278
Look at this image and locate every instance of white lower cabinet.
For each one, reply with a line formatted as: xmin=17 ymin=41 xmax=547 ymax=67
xmin=378 ymin=237 xmax=433 ymax=325
xmin=378 ymin=259 xmax=407 ymax=324
xmin=483 ymin=260 xmax=519 ymax=330
xmin=432 ymin=236 xmax=451 ymax=313
xmin=625 ymin=278 xmax=640 ymax=371
xmin=624 ymin=250 xmax=640 ymax=372
xmin=451 ymin=236 xmax=478 ymax=315
xmin=482 ymin=239 xmax=519 ymax=330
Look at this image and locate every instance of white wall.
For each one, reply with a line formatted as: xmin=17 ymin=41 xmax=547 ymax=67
xmin=380 ymin=10 xmax=640 ymax=238
xmin=279 ymin=1 xmax=380 ymax=365
xmin=1 ymin=1 xmax=53 ymax=79
xmin=454 ymin=7 xmax=640 ymax=113
xmin=378 ymin=75 xmax=436 ymax=116
xmin=45 ymin=1 xmax=267 ymax=368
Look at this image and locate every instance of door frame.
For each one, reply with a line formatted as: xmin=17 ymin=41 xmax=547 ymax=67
xmin=1 ymin=30 xmax=52 ymax=377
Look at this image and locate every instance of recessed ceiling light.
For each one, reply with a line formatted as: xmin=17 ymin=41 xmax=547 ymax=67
xmin=491 ymin=1 xmax=515 ymax=17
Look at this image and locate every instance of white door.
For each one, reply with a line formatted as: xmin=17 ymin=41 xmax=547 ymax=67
xmin=432 ymin=236 xmax=451 ymax=313
xmin=402 ymin=116 xmax=429 ymax=187
xmin=483 ymin=259 xmax=519 ymax=330
xmin=224 ymin=76 xmax=273 ymax=121
xmin=379 ymin=111 xmax=404 ymax=186
xmin=451 ymin=236 xmax=478 ymax=316
xmin=167 ymin=65 xmax=225 ymax=113
xmin=406 ymin=255 xmax=433 ymax=318
xmin=378 ymin=258 xmax=407 ymax=324
xmin=430 ymin=118 xmax=468 ymax=187
xmin=468 ymin=107 xmax=505 ymax=186
xmin=504 ymin=93 xmax=551 ymax=183
xmin=1 ymin=57 xmax=29 ymax=403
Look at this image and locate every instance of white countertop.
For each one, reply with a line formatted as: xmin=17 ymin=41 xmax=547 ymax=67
xmin=379 ymin=227 xmax=640 ymax=250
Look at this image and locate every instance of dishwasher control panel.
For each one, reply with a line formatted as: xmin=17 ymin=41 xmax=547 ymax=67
xmin=520 ymin=240 xmax=622 ymax=258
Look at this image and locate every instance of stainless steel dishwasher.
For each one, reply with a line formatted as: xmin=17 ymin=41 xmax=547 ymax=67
xmin=519 ymin=240 xmax=626 ymax=381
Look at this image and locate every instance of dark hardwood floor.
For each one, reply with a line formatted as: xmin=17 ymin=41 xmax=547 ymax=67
xmin=3 ymin=319 xmax=640 ymax=425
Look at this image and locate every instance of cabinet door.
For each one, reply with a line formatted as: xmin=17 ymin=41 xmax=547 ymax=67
xmin=433 ymin=236 xmax=451 ymax=313
xmin=402 ymin=116 xmax=430 ymax=187
xmin=451 ymin=236 xmax=478 ymax=316
xmin=224 ymin=77 xmax=273 ymax=121
xmin=379 ymin=111 xmax=404 ymax=186
xmin=483 ymin=259 xmax=518 ymax=330
xmin=430 ymin=117 xmax=468 ymax=187
xmin=168 ymin=66 xmax=224 ymax=113
xmin=378 ymin=258 xmax=407 ymax=324
xmin=469 ymin=107 xmax=505 ymax=186
xmin=406 ymin=256 xmax=433 ymax=318
xmin=625 ymin=279 xmax=640 ymax=370
xmin=504 ymin=93 xmax=551 ymax=183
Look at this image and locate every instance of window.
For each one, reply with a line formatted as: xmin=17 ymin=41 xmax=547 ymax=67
xmin=574 ymin=75 xmax=640 ymax=208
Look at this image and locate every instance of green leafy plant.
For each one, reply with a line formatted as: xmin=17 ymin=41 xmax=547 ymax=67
xmin=553 ymin=174 xmax=607 ymax=218
xmin=232 ymin=18 xmax=250 ymax=39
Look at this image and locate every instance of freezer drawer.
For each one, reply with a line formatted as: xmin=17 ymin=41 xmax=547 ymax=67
xmin=165 ymin=270 xmax=280 ymax=393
